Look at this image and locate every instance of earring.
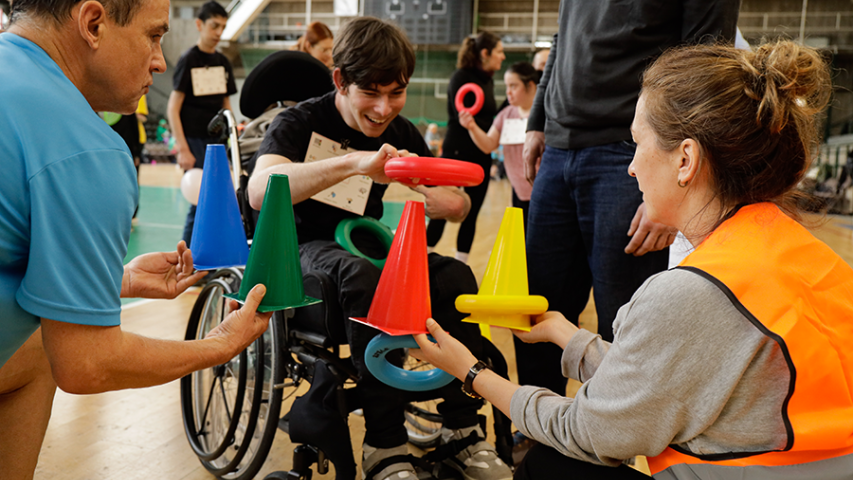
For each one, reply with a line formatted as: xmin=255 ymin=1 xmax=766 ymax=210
xmin=677 ymin=179 xmax=688 ymax=188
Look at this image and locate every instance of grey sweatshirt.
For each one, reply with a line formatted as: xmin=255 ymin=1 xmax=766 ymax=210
xmin=509 ymin=268 xmax=791 ymax=466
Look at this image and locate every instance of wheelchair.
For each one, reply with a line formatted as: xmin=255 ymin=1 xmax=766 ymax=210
xmin=179 ymin=51 xmax=513 ymax=480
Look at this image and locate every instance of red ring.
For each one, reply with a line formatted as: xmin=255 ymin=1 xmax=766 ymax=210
xmin=385 ymin=157 xmax=484 ymax=187
xmin=454 ymin=83 xmax=484 ymax=116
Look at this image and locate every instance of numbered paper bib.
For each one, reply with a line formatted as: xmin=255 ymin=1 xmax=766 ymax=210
xmin=304 ymin=132 xmax=373 ymax=215
xmin=499 ymin=117 xmax=527 ymax=145
xmin=191 ymin=66 xmax=228 ymax=96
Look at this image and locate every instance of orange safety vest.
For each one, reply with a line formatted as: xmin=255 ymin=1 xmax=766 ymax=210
xmin=648 ymin=203 xmax=853 ymax=476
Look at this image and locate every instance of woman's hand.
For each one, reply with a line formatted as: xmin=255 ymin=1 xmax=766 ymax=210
xmin=412 ymin=318 xmax=479 ymax=381
xmin=121 ymin=241 xmax=207 ymax=299
xmin=458 ymin=110 xmax=476 ymax=130
xmin=513 ymin=311 xmax=578 ymax=350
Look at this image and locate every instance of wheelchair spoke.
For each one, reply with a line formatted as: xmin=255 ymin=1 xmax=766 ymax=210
xmin=198 ymin=374 xmax=219 ymax=437
xmin=218 ymin=374 xmax=234 ymax=423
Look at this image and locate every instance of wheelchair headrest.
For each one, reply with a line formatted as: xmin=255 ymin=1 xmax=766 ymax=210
xmin=240 ymin=50 xmax=335 ymax=119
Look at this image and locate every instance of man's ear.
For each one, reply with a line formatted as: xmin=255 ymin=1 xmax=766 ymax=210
xmin=332 ymin=68 xmax=347 ymax=94
xmin=76 ymin=0 xmax=108 ymax=49
xmin=195 ymin=18 xmax=203 ymax=32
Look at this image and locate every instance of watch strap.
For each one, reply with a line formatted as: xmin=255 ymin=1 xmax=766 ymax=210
xmin=462 ymin=360 xmax=488 ymax=399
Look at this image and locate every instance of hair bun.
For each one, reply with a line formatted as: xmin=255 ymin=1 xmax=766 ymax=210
xmin=751 ymin=42 xmax=830 ymax=134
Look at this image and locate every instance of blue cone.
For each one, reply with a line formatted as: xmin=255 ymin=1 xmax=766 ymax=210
xmin=189 ymin=144 xmax=250 ymax=270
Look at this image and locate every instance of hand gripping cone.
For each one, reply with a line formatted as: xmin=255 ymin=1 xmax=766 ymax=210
xmin=456 ymin=207 xmax=548 ymax=331
xmin=190 ymin=144 xmax=250 ymax=270
xmin=351 ymin=201 xmax=431 ymax=335
xmin=224 ymin=174 xmax=320 ymax=312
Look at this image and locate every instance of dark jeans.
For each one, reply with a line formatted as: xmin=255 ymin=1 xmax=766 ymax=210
xmin=182 ymin=136 xmax=220 ymax=245
xmin=515 ymin=444 xmax=650 ymax=479
xmin=516 ymin=142 xmax=668 ymax=394
xmin=299 ymin=240 xmax=485 ymax=448
xmin=426 ymin=159 xmax=492 ymax=254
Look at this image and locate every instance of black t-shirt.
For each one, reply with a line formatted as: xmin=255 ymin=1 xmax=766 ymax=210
xmin=110 ymin=114 xmax=142 ymax=159
xmin=442 ymin=67 xmax=496 ymax=167
xmin=172 ymin=46 xmax=238 ymax=138
xmin=255 ymin=91 xmax=430 ymax=245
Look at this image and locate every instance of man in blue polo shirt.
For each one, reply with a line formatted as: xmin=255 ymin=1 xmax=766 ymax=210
xmin=0 ymin=0 xmax=271 ymax=476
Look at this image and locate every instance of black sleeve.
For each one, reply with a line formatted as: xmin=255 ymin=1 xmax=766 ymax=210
xmin=224 ymin=56 xmax=238 ymax=96
xmin=527 ymin=33 xmax=557 ymax=133
xmin=682 ymin=0 xmax=739 ymax=44
xmin=257 ymin=107 xmax=312 ymax=164
xmin=172 ymin=52 xmax=192 ymax=93
xmin=446 ymin=69 xmax=470 ymax=121
xmin=410 ymin=129 xmax=431 ymax=157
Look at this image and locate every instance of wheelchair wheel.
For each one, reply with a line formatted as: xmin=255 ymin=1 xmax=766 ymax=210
xmin=216 ymin=311 xmax=291 ymax=480
xmin=180 ymin=270 xmax=288 ymax=480
xmin=402 ymin=353 xmax=443 ymax=449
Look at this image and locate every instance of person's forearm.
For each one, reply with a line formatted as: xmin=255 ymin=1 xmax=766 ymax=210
xmin=166 ymin=94 xmax=188 ymax=150
xmin=471 ymin=369 xmax=518 ymax=419
xmin=41 ymin=321 xmax=234 ymax=394
xmin=467 ymin=124 xmax=498 ymax=154
xmin=248 ymin=154 xmax=361 ymax=210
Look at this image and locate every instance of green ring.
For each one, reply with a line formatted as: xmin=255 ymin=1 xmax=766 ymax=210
xmin=335 ymin=217 xmax=394 ymax=269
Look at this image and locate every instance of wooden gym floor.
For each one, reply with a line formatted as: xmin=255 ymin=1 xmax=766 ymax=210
xmin=33 ymin=164 xmax=853 ymax=479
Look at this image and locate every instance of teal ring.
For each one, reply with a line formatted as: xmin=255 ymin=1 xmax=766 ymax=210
xmin=365 ymin=334 xmax=455 ymax=392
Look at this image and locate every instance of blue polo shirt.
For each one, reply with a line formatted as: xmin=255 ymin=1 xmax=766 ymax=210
xmin=0 ymin=33 xmax=137 ymax=366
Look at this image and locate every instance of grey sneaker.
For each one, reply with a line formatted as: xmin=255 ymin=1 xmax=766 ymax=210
xmin=362 ymin=443 xmax=417 ymax=480
xmin=440 ymin=425 xmax=513 ymax=480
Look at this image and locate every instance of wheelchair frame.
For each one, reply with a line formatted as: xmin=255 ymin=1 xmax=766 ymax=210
xmin=179 ymin=54 xmax=513 ymax=479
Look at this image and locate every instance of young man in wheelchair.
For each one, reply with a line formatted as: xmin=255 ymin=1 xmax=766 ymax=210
xmin=247 ymin=17 xmax=512 ymax=480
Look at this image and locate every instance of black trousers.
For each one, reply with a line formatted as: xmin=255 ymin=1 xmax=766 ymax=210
xmin=299 ymin=240 xmax=486 ymax=448
xmin=426 ymin=157 xmax=492 ymax=254
xmin=515 ymin=444 xmax=650 ymax=479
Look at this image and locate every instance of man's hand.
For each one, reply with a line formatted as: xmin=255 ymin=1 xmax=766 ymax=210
xmin=121 ymin=241 xmax=207 ymax=299
xmin=353 ymin=143 xmax=402 ymax=184
xmin=206 ymin=284 xmax=272 ymax=361
xmin=177 ymin=148 xmax=196 ymax=171
xmin=411 ymin=185 xmax=470 ymax=223
xmin=459 ymin=110 xmax=476 ymax=130
xmin=523 ymin=131 xmax=545 ymax=184
xmin=513 ymin=311 xmax=578 ymax=350
xmin=624 ymin=202 xmax=678 ymax=256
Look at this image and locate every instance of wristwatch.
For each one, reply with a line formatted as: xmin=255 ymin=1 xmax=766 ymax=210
xmin=462 ymin=360 xmax=489 ymax=399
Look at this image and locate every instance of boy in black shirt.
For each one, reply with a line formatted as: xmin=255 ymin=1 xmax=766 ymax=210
xmin=248 ymin=17 xmax=512 ymax=480
xmin=167 ymin=1 xmax=237 ymax=245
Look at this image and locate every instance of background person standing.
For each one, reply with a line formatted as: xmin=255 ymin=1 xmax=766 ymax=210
xmin=519 ymin=0 xmax=739 ymax=397
xmin=290 ymin=21 xmax=334 ymax=69
xmin=426 ymin=31 xmax=504 ymax=264
xmin=167 ymin=0 xmax=237 ymax=246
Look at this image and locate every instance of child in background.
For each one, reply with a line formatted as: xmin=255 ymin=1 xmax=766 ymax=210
xmin=458 ymin=62 xmax=540 ymax=225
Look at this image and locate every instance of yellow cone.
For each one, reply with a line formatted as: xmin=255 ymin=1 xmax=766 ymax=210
xmin=457 ymin=207 xmax=548 ymax=331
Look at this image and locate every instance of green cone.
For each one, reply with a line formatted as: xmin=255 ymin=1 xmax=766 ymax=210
xmin=225 ymin=174 xmax=321 ymax=312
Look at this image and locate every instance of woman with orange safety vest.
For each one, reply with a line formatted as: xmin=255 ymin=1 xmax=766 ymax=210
xmin=412 ymin=40 xmax=853 ymax=480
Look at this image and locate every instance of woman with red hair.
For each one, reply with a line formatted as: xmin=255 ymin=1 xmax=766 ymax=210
xmin=291 ymin=21 xmax=333 ymax=68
